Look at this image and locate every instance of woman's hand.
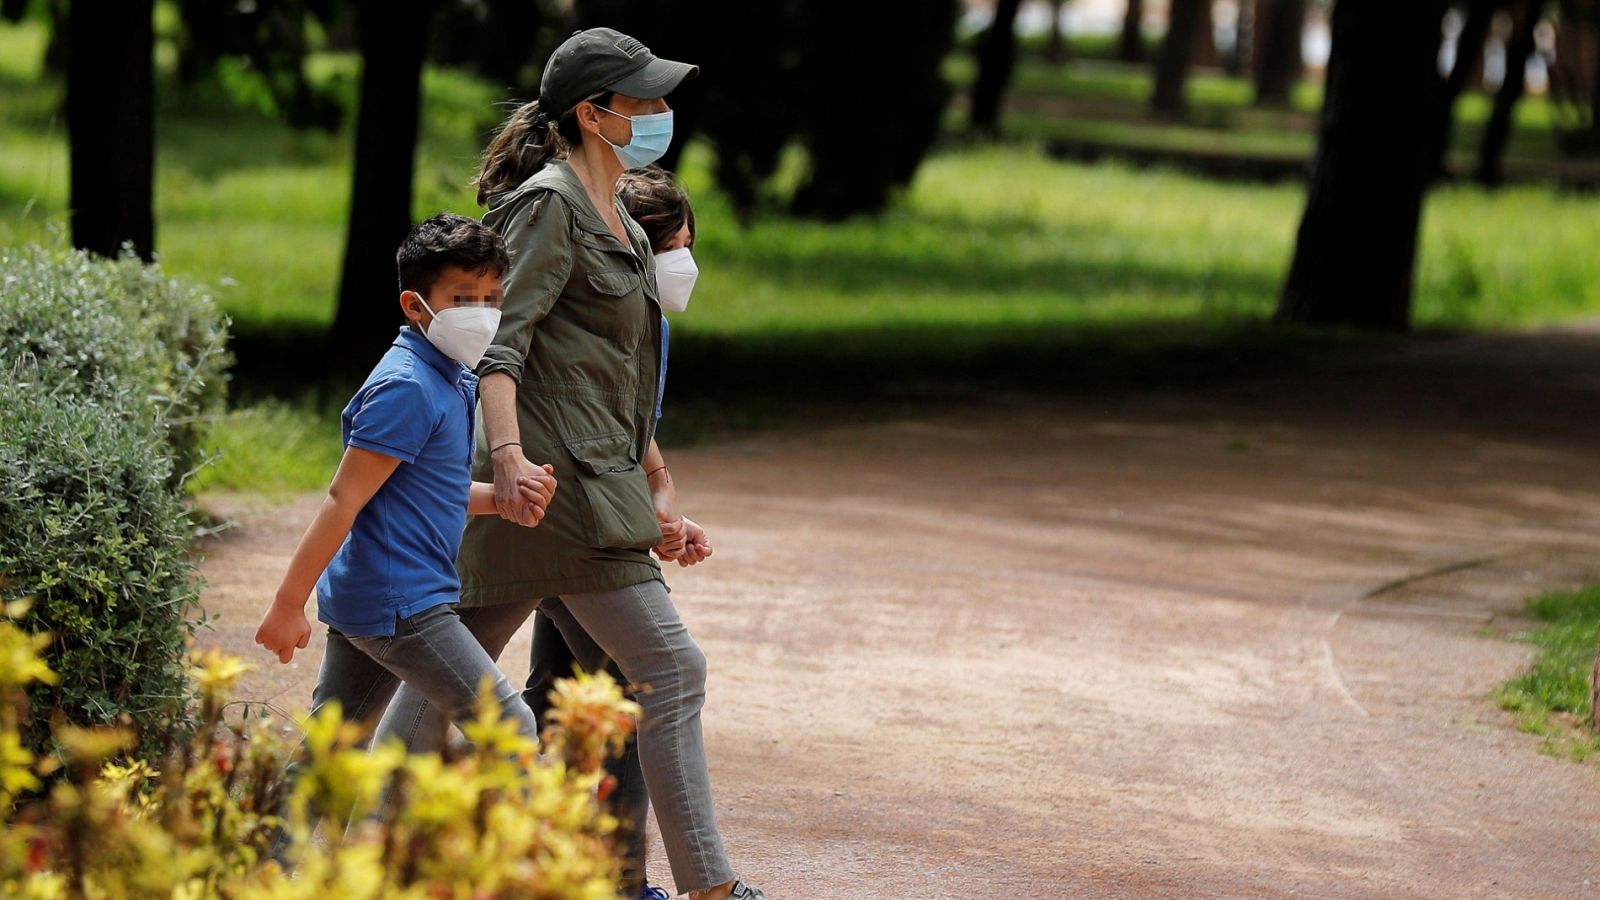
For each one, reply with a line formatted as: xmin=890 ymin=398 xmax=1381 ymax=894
xmin=655 ymin=517 xmax=688 ymax=560
xmin=494 ymin=447 xmax=556 ymax=526
xmin=677 ymin=517 xmax=713 ymax=567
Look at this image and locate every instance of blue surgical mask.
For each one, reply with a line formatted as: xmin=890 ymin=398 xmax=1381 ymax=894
xmin=596 ymin=105 xmax=674 ymax=169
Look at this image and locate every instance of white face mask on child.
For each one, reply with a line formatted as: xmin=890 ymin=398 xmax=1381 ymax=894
xmin=412 ymin=294 xmax=501 ymax=368
xmin=654 ymin=247 xmax=698 ymax=313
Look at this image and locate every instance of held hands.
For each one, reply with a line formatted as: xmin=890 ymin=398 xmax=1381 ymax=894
xmin=656 ymin=516 xmax=713 ymax=567
xmin=510 ymin=471 xmax=556 ymax=527
xmin=493 ymin=446 xmax=557 ymax=527
xmin=255 ymin=599 xmax=311 ymax=664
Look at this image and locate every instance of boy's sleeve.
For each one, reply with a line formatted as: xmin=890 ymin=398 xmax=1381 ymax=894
xmin=477 ymin=192 xmax=574 ymax=384
xmin=346 ymin=377 xmax=435 ymax=464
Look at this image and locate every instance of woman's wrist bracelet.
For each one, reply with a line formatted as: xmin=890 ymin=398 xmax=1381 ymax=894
xmin=490 ymin=441 xmax=522 ymax=455
xmin=646 ymin=465 xmax=668 ymax=478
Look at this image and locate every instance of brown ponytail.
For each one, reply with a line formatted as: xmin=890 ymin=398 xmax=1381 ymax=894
xmin=474 ymin=100 xmax=564 ymax=206
xmin=473 ymin=93 xmax=612 ymax=207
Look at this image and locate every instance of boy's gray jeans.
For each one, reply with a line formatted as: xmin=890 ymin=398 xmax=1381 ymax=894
xmin=375 ymin=580 xmax=736 ymax=895
xmin=313 ymin=602 xmax=540 ymax=738
xmin=271 ymin=602 xmax=540 ymax=861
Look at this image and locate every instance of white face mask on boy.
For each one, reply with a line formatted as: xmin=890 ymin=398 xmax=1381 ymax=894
xmin=411 ymin=293 xmax=501 ymax=368
xmin=654 ymin=247 xmax=699 ymax=313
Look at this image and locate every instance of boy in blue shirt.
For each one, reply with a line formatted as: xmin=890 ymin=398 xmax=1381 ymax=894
xmin=254 ymin=212 xmax=555 ymax=740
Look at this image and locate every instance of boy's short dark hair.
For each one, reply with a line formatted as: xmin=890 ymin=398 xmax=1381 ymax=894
xmin=396 ymin=212 xmax=510 ymax=296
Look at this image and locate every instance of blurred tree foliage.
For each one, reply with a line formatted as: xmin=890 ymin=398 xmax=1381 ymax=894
xmin=574 ymin=0 xmax=960 ymax=220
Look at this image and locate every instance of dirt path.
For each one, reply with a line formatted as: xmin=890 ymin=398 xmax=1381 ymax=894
xmin=197 ymin=329 xmax=1600 ymax=898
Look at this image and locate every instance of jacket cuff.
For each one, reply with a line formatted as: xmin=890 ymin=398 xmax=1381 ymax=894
xmin=476 ymin=346 xmax=522 ymax=383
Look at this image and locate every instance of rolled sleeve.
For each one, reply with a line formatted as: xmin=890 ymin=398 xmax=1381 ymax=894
xmin=477 ymin=192 xmax=575 ymax=383
xmin=347 ymin=377 xmax=436 ymax=464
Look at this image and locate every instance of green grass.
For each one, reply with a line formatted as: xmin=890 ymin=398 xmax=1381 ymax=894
xmin=4 ymin=19 xmax=1600 ymax=491
xmin=1498 ymin=585 xmax=1600 ymax=763
xmin=945 ymin=55 xmax=1567 ymax=166
xmin=189 ymin=399 xmax=346 ymax=496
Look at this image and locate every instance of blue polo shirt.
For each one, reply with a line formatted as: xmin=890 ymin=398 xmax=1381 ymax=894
xmin=314 ymin=327 xmax=478 ymax=637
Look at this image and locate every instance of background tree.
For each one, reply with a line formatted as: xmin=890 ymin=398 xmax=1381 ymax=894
xmin=1478 ymin=0 xmax=1549 ymax=185
xmin=1153 ymin=0 xmax=1205 ymax=113
xmin=66 ymin=0 xmax=154 ymax=260
xmin=172 ymin=0 xmax=345 ymax=130
xmin=572 ymin=0 xmax=797 ymax=218
xmin=432 ymin=0 xmax=568 ymax=96
xmin=576 ymin=0 xmax=958 ymax=220
xmin=790 ymin=0 xmax=960 ymax=217
xmin=1047 ymin=0 xmax=1069 ymax=64
xmin=1426 ymin=0 xmax=1499 ymax=181
xmin=1253 ymin=0 xmax=1306 ymax=106
xmin=1277 ymin=0 xmax=1449 ymax=331
xmin=331 ymin=0 xmax=439 ymax=360
xmin=970 ymin=0 xmax=1024 ymax=135
xmin=1120 ymin=0 xmax=1146 ymax=62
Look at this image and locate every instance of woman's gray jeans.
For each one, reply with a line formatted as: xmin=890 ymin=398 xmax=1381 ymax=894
xmin=376 ymin=580 xmax=735 ymax=895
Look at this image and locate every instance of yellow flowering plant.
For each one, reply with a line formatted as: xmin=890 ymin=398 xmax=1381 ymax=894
xmin=0 ymin=607 xmax=641 ymax=899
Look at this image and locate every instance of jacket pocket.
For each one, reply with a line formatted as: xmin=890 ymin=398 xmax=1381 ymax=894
xmin=562 ymin=432 xmax=660 ymax=550
xmin=578 ymin=269 xmax=646 ymax=346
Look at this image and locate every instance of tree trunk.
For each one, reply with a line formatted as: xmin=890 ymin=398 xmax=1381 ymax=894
xmin=970 ymin=0 xmax=1024 ymax=135
xmin=1153 ymin=0 xmax=1204 ymax=113
xmin=1119 ymin=0 xmax=1145 ymax=63
xmin=1276 ymin=0 xmax=1447 ymax=331
xmin=1591 ymin=639 xmax=1600 ymax=730
xmin=1192 ymin=0 xmax=1217 ymax=68
xmin=1476 ymin=0 xmax=1544 ymax=187
xmin=1427 ymin=0 xmax=1498 ymax=181
xmin=66 ymin=0 xmax=155 ymax=260
xmin=332 ymin=0 xmax=436 ymax=361
xmin=1253 ymin=0 xmax=1306 ymax=106
xmin=1047 ymin=0 xmax=1068 ymax=64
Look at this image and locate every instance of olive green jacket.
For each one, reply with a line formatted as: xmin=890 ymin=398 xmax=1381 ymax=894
xmin=458 ymin=160 xmax=665 ymax=606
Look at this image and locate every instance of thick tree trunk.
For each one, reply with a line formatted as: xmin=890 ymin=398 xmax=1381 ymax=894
xmin=1253 ymin=0 xmax=1306 ymax=106
xmin=1153 ymin=0 xmax=1204 ymax=113
xmin=1427 ymin=0 xmax=1498 ymax=181
xmin=66 ymin=0 xmax=155 ymax=260
xmin=1476 ymin=0 xmax=1544 ymax=187
xmin=1119 ymin=0 xmax=1145 ymax=63
xmin=970 ymin=0 xmax=1024 ymax=135
xmin=1276 ymin=0 xmax=1447 ymax=331
xmin=332 ymin=0 xmax=436 ymax=361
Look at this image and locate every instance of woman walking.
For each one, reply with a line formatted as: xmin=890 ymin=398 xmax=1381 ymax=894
xmin=375 ymin=28 xmax=763 ymax=900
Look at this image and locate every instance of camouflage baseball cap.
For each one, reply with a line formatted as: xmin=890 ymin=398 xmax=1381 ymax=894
xmin=540 ymin=27 xmax=699 ymax=116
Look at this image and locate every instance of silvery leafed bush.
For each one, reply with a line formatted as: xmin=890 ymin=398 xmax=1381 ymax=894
xmin=0 ymin=242 xmax=230 ymax=758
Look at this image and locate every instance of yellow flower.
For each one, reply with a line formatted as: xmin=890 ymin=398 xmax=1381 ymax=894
xmin=53 ymin=723 xmax=134 ymax=764
xmin=0 ymin=621 xmax=57 ymax=688
xmin=0 ymin=730 xmax=40 ymax=796
xmin=543 ymin=670 xmax=641 ymax=773
xmin=187 ymin=648 xmax=254 ymax=700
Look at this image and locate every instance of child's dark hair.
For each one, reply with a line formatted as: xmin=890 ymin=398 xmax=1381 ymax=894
xmin=616 ymin=165 xmax=695 ymax=254
xmin=473 ymin=94 xmax=613 ymax=207
xmin=396 ymin=212 xmax=510 ymax=296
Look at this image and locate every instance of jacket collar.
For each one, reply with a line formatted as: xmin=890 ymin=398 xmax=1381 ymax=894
xmin=393 ymin=326 xmax=470 ymax=385
xmin=509 ymin=161 xmax=649 ymax=253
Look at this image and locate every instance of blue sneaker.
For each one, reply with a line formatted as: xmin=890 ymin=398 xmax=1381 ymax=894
xmin=635 ymin=887 xmax=670 ymax=900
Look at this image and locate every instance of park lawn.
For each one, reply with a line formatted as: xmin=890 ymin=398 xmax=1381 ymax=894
xmin=1498 ymin=585 xmax=1600 ymax=763
xmin=944 ymin=55 xmax=1565 ymax=166
xmin=4 ymin=18 xmax=1600 ymax=490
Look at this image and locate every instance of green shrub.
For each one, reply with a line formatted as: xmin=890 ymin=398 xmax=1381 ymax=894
xmin=0 ymin=242 xmax=231 ymax=484
xmin=0 ymin=373 xmax=202 ymax=757
xmin=0 ymin=243 xmax=229 ymax=759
